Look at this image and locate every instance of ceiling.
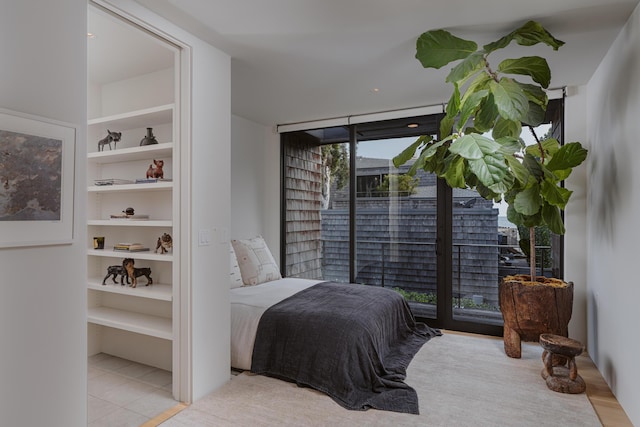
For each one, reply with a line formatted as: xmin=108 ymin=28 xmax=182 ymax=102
xmin=94 ymin=0 xmax=639 ymax=126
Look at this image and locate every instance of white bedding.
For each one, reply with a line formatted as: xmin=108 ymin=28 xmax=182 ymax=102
xmin=230 ymin=277 xmax=322 ymax=370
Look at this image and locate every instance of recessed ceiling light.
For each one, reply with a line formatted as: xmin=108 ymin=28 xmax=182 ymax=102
xmin=407 ymin=123 xmax=419 ymax=128
xmin=87 ymin=32 xmax=96 ymax=39
xmin=371 ymin=88 xmax=380 ymax=93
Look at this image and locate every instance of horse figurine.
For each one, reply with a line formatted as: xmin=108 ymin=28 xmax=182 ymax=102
xmin=98 ymin=130 xmax=122 ymax=151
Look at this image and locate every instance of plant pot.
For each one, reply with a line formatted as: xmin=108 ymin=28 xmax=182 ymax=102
xmin=499 ymin=275 xmax=573 ymax=358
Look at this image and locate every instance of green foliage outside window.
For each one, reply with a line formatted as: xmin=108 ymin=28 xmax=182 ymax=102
xmin=393 ymin=287 xmax=498 ymax=311
xmin=321 ymin=144 xmax=349 ymax=190
xmin=375 ymin=174 xmax=419 ymax=197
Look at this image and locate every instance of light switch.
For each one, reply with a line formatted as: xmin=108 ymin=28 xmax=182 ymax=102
xmin=198 ymin=229 xmax=212 ymax=246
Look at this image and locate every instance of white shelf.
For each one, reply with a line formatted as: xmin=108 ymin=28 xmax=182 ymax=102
xmin=88 ymin=142 xmax=173 ymax=164
xmin=88 ymin=249 xmax=174 ymax=261
xmin=88 ymin=220 xmax=172 ymax=227
xmin=88 ymin=181 xmax=173 ymax=193
xmin=88 ymin=280 xmax=172 ymax=301
xmin=88 ymin=104 xmax=174 ymax=130
xmin=88 ymin=306 xmax=172 ymax=340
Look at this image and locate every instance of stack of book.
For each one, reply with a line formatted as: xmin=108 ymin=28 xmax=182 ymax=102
xmin=110 ymin=213 xmax=149 ymax=220
xmin=113 ymin=242 xmax=150 ymax=252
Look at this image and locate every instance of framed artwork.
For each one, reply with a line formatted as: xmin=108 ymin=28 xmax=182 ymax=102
xmin=0 ymin=109 xmax=76 ymax=247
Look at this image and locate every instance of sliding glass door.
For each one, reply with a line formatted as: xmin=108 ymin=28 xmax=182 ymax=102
xmin=280 ymin=99 xmax=564 ymax=336
xmin=353 ymin=134 xmax=438 ymax=322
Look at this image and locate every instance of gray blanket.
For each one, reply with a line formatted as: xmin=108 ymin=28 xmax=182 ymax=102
xmin=251 ymin=281 xmax=441 ymax=414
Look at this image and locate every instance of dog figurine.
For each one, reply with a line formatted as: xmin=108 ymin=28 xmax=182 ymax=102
xmin=122 ymin=258 xmax=153 ymax=288
xmin=146 ymin=159 xmax=164 ymax=179
xmin=102 ymin=265 xmax=130 ymax=286
xmin=98 ymin=130 xmax=121 ymax=151
xmin=155 ymin=233 xmax=172 ymax=254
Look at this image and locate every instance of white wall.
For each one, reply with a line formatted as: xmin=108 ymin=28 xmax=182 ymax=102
xmin=100 ymin=67 xmax=174 ymax=116
xmin=0 ymin=1 xmax=88 ymax=426
xmin=230 ymin=116 xmax=281 ymax=263
xmin=586 ymin=3 xmax=640 ymax=424
xmin=564 ymin=86 xmax=589 ymax=346
xmin=188 ymin=36 xmax=231 ymax=402
xmin=230 ymin=115 xmax=266 ymax=239
xmin=96 ymin=0 xmax=232 ymax=402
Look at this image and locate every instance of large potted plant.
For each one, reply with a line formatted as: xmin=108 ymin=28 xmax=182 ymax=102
xmin=394 ymin=21 xmax=587 ymax=357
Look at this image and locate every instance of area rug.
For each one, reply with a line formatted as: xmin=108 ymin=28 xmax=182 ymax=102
xmin=160 ymin=332 xmax=601 ymax=426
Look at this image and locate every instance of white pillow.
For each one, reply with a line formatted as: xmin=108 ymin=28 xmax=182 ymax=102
xmin=229 ymin=243 xmax=243 ymax=289
xmin=231 ymin=236 xmax=282 ymax=286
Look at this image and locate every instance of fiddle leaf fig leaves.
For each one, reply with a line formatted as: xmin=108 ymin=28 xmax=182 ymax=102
xmin=484 ymin=20 xmax=565 ymax=54
xmin=490 ymin=78 xmax=530 ymax=121
xmin=523 ymin=153 xmax=545 ymax=181
xmin=396 ymin=20 xmax=586 ymax=242
xmin=504 ymin=154 xmax=529 ymax=185
xmin=448 ymin=134 xmax=508 ymax=188
xmin=542 ymin=203 xmax=565 ymax=235
xmin=446 ymin=52 xmax=485 ymax=84
xmin=492 ymin=117 xmax=521 ymax=140
xmin=526 ymin=138 xmax=561 ymax=159
xmin=497 ymin=56 xmax=551 ymax=88
xmin=511 ymin=21 xmax=565 ymax=50
xmin=393 ymin=135 xmax=430 ymax=168
xmin=541 ymin=179 xmax=572 ymax=208
xmin=415 ymin=30 xmax=477 ymax=69
xmin=546 ymin=142 xmax=589 ymax=171
xmin=514 ymin=184 xmax=541 ymax=216
xmin=518 ymin=82 xmax=548 ymax=106
xmin=458 ymin=89 xmax=489 ymax=131
xmin=444 ymin=156 xmax=467 ymax=188
xmin=523 ymin=102 xmax=546 ymax=127
xmin=449 ymin=134 xmax=501 ymax=160
xmin=468 ymin=154 xmax=508 ymax=188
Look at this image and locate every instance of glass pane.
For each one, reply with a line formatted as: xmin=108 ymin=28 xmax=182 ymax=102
xmin=319 ymin=142 xmax=351 ymax=283
xmin=451 ymin=122 xmax=555 ymax=325
xmin=283 ymin=127 xmax=350 ymax=283
xmin=355 ymin=136 xmax=437 ymax=320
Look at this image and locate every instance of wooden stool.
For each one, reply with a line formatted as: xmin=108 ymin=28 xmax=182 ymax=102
xmin=539 ymin=333 xmax=586 ymax=394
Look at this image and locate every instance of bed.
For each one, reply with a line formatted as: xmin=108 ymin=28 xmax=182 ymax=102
xmin=229 ymin=237 xmax=440 ymax=414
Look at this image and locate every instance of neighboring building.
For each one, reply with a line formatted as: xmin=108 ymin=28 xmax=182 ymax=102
xmin=322 ymin=157 xmax=501 ymax=308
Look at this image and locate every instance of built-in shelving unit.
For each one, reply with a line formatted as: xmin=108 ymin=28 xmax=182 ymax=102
xmin=87 ymin=104 xmax=173 ymax=129
xmin=87 ymin=181 xmax=174 ymax=193
xmin=88 ymin=307 xmax=173 ymax=340
xmin=88 ymin=141 xmax=173 ymax=164
xmin=87 ymin=6 xmax=179 ymax=392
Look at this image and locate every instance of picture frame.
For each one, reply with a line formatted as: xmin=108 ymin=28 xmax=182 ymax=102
xmin=0 ymin=109 xmax=76 ymax=248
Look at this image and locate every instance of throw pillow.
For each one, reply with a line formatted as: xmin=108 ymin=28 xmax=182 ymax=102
xmin=231 ymin=236 xmax=282 ymax=286
xmin=229 ymin=243 xmax=243 ymax=289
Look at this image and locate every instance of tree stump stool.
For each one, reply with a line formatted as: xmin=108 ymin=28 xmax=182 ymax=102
xmin=539 ymin=333 xmax=586 ymax=394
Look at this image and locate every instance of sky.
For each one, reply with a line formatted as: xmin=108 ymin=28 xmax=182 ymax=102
xmin=356 ymin=124 xmax=553 ymax=217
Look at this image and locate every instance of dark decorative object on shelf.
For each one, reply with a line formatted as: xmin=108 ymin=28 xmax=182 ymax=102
xmin=123 ymin=207 xmax=135 ymax=216
xmin=155 ymin=233 xmax=172 ymax=254
xmin=140 ymin=127 xmax=158 ymax=146
xmin=102 ymin=264 xmax=130 ymax=286
xmin=123 ymin=258 xmax=153 ymax=288
xmin=145 ymin=159 xmax=164 ymax=179
xmin=93 ymin=236 xmax=105 ymax=249
xmin=98 ymin=130 xmax=121 ymax=151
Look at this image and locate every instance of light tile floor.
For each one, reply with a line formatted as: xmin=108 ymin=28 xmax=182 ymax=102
xmin=88 ymin=353 xmax=177 ymax=427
